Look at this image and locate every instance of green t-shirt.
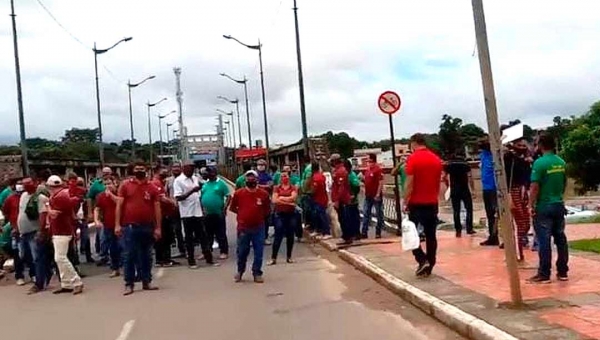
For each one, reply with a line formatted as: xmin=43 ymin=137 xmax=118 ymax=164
xmin=235 ymin=175 xmax=246 ymax=189
xmin=87 ymin=179 xmax=105 ymax=201
xmin=201 ymin=179 xmax=230 ymax=215
xmin=0 ymin=187 xmax=12 ymax=209
xmin=398 ymin=165 xmax=407 ymax=192
xmin=300 ymin=164 xmax=312 ymax=193
xmin=349 ymin=171 xmax=361 ymax=205
xmin=531 ymin=153 xmax=566 ymax=209
xmin=0 ymin=223 xmax=12 ymax=249
xmin=272 ymin=171 xmax=281 ymax=186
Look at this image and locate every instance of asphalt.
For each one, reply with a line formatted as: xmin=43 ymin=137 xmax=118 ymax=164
xmin=0 ymin=213 xmax=464 ymax=340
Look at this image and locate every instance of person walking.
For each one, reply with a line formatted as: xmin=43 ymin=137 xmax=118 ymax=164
xmin=528 ymin=135 xmax=569 ymax=284
xmin=230 ymin=171 xmax=270 ymax=283
xmin=173 ymin=162 xmax=214 ymax=269
xmin=47 ymin=175 xmax=84 ymax=295
xmin=201 ymin=167 xmax=231 ymax=260
xmin=269 ymin=172 xmax=298 ymax=265
xmin=361 ymin=153 xmax=384 ymax=239
xmin=115 ymin=161 xmax=162 ymax=295
xmin=404 ymin=134 xmax=443 ymax=277
xmin=478 ymin=138 xmax=499 ymax=246
xmin=256 ymin=159 xmax=273 ymax=245
xmin=166 ymin=163 xmax=185 ymax=258
xmin=443 ymin=153 xmax=476 ymax=238
xmin=2 ymin=178 xmax=28 ymax=286
xmin=94 ymin=177 xmax=122 ymax=277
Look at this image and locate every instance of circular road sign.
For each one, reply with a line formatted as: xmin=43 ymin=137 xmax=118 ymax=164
xmin=378 ymin=91 xmax=401 ymax=115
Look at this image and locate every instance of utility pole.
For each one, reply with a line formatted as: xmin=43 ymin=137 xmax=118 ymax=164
xmin=127 ymin=82 xmax=135 ymax=158
xmin=217 ymin=115 xmax=225 ymax=164
xmin=10 ymin=0 xmax=29 ymax=176
xmin=471 ymin=0 xmax=522 ymax=306
xmin=174 ymin=67 xmax=186 ymax=161
xmin=293 ymin=0 xmax=309 ymax=159
xmin=257 ymin=41 xmax=269 ymax=161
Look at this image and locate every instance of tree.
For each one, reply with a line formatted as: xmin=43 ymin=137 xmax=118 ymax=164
xmin=460 ymin=123 xmax=486 ymax=152
xmin=61 ymin=128 xmax=99 ymax=144
xmin=321 ymin=131 xmax=363 ymax=159
xmin=438 ymin=114 xmax=465 ymax=157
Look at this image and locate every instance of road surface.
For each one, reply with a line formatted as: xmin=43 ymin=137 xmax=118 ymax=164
xmin=0 ymin=213 xmax=464 ymax=340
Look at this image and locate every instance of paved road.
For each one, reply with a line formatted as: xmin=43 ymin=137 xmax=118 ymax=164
xmin=0 ymin=213 xmax=464 ymax=340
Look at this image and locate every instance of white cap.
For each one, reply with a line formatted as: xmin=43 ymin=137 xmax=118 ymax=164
xmin=244 ymin=170 xmax=258 ymax=177
xmin=46 ymin=175 xmax=63 ymax=187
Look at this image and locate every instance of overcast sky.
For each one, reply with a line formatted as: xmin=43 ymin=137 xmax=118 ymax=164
xmin=1 ymin=0 xmax=599 ymax=147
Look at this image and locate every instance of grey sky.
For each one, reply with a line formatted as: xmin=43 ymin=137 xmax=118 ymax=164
xmin=1 ymin=0 xmax=599 ymax=147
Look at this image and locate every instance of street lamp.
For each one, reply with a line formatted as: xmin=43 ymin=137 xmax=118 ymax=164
xmin=216 ymin=108 xmax=237 ymax=146
xmin=94 ymin=36 xmax=132 ymax=165
xmin=219 ymin=73 xmax=247 ymax=148
xmin=127 ymin=75 xmax=155 ymax=159
xmin=147 ymin=97 xmax=167 ymax=167
xmin=222 ymin=35 xmax=270 ymax=158
xmin=224 ymin=120 xmax=233 ymax=148
xmin=158 ymin=110 xmax=176 ymax=158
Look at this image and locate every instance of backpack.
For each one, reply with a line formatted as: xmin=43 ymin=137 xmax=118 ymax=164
xmin=25 ymin=189 xmax=48 ymax=221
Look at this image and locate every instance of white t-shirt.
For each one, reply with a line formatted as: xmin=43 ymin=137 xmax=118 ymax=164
xmin=173 ymin=174 xmax=203 ymax=218
xmin=17 ymin=192 xmax=49 ymax=235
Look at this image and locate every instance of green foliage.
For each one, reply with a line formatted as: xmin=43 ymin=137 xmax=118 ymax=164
xmin=62 ymin=128 xmax=99 ymax=144
xmin=569 ymin=238 xmax=600 ymax=254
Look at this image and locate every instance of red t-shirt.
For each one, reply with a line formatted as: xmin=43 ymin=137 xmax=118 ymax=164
xmin=331 ymin=165 xmax=351 ymax=205
xmin=49 ymin=188 xmax=80 ymax=236
xmin=364 ymin=164 xmax=383 ymax=198
xmin=274 ymin=185 xmax=297 ymax=213
xmin=151 ymin=178 xmax=177 ymax=218
xmin=312 ymin=172 xmax=328 ymax=208
xmin=2 ymin=193 xmax=21 ymax=228
xmin=230 ymin=188 xmax=270 ymax=231
xmin=96 ymin=192 xmax=117 ymax=229
xmin=405 ymin=148 xmax=443 ymax=205
xmin=118 ymin=179 xmax=160 ymax=226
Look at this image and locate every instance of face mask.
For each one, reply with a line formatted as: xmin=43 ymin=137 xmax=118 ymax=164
xmin=15 ymin=184 xmax=24 ymax=192
xmin=134 ymin=171 xmax=146 ymax=180
xmin=246 ymin=181 xmax=258 ymax=189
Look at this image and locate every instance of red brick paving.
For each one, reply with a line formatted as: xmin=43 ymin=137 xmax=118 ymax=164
xmin=541 ymin=304 xmax=600 ymax=339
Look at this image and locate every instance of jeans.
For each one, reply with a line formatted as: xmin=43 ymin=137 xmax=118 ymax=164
xmin=294 ymin=208 xmax=304 ymax=239
xmin=17 ymin=231 xmax=36 ymax=280
xmin=102 ymin=228 xmax=122 ymax=270
xmin=534 ymin=203 xmax=569 ymax=279
xmin=155 ymin=216 xmax=175 ymax=264
xmin=33 ymin=233 xmax=52 ymax=289
xmin=361 ymin=197 xmax=384 ymax=236
xmin=172 ymin=215 xmax=185 ymax=256
xmin=53 ymin=235 xmax=83 ymax=289
xmin=451 ymin=190 xmax=473 ymax=233
xmin=302 ymin=195 xmax=314 ymax=230
xmin=121 ymin=224 xmax=154 ymax=287
xmin=482 ymin=190 xmax=498 ymax=240
xmin=237 ymin=227 xmax=265 ymax=276
xmin=272 ymin=212 xmax=296 ymax=260
xmin=182 ymin=217 xmax=213 ymax=266
xmin=312 ymin=204 xmax=331 ymax=236
xmin=410 ymin=204 xmax=439 ymax=268
xmin=205 ymin=213 xmax=229 ymax=255
xmin=78 ymin=221 xmax=93 ymax=261
xmin=339 ymin=203 xmax=360 ymax=241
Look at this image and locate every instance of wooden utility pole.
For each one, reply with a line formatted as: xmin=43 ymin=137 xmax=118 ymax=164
xmin=471 ymin=0 xmax=523 ymax=306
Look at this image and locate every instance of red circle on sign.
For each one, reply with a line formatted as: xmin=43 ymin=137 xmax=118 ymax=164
xmin=378 ymin=91 xmax=401 ymax=115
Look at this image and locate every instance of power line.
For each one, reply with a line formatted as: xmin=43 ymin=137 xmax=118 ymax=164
xmin=34 ymin=0 xmax=90 ymax=49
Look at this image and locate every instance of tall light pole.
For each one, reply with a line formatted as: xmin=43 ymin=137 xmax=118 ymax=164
xmin=166 ymin=122 xmax=174 ymax=156
xmin=293 ymin=0 xmax=309 ymax=158
xmin=218 ymin=74 xmax=247 ymax=147
xmin=93 ymin=37 xmax=132 ymax=165
xmin=224 ymin=121 xmax=233 ymax=148
xmin=216 ymin=108 xmax=236 ymax=147
xmin=222 ymin=36 xmax=269 ymax=158
xmin=127 ymin=75 xmax=155 ymax=159
xmin=158 ymin=110 xmax=176 ymax=159
xmin=147 ymin=98 xmax=167 ymax=167
xmin=10 ymin=0 xmax=28 ymax=176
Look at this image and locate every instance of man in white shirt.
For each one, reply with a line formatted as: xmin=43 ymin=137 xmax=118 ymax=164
xmin=166 ymin=162 xmax=186 ymax=257
xmin=173 ymin=162 xmax=215 ymax=269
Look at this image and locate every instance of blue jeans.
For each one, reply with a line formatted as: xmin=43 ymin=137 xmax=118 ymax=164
xmin=78 ymin=221 xmax=92 ymax=260
xmin=361 ymin=197 xmax=384 ymax=235
xmin=33 ymin=234 xmax=52 ymax=289
xmin=272 ymin=212 xmax=296 ymax=260
xmin=102 ymin=228 xmax=122 ymax=270
xmin=237 ymin=227 xmax=265 ymax=277
xmin=17 ymin=231 xmax=36 ymax=280
xmin=312 ymin=204 xmax=330 ymax=235
xmin=120 ymin=224 xmax=154 ymax=287
xmin=339 ymin=204 xmax=360 ymax=241
xmin=534 ymin=203 xmax=569 ymax=279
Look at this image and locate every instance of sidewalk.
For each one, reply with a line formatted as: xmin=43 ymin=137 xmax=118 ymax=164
xmin=312 ymin=224 xmax=600 ymax=340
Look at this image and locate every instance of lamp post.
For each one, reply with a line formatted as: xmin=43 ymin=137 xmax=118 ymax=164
xmin=293 ymin=0 xmax=309 ymax=157
xmin=222 ymin=36 xmax=269 ymax=158
xmin=166 ymin=122 xmax=174 ymax=156
xmin=158 ymin=110 xmax=176 ymax=159
xmin=127 ymin=75 xmax=155 ymax=159
xmin=219 ymin=73 xmax=248 ymax=147
xmin=147 ymin=98 xmax=167 ymax=167
xmin=93 ymin=37 xmax=132 ymax=165
xmin=216 ymin=108 xmax=236 ymax=147
xmin=224 ymin=121 xmax=233 ymax=148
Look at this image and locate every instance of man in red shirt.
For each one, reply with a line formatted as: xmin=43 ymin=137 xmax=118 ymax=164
xmin=404 ymin=133 xmax=443 ymax=277
xmin=331 ymin=154 xmax=354 ymax=244
xmin=151 ymin=167 xmax=179 ymax=267
xmin=310 ymin=162 xmax=331 ymax=238
xmin=116 ymin=161 xmax=162 ymax=296
xmin=2 ymin=178 xmax=30 ymax=285
xmin=230 ymin=171 xmax=270 ymax=283
xmin=94 ymin=177 xmax=122 ymax=277
xmin=47 ymin=175 xmax=84 ymax=295
xmin=361 ymin=153 xmax=384 ymax=239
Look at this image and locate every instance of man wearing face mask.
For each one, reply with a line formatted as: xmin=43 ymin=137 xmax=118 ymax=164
xmin=95 ymin=177 xmax=122 ymax=277
xmin=116 ymin=161 xmax=162 ymax=295
xmin=166 ymin=163 xmax=185 ymax=258
xmin=201 ymin=167 xmax=231 ymax=260
xmin=151 ymin=167 xmax=179 ymax=267
xmin=255 ymin=159 xmax=273 ymax=245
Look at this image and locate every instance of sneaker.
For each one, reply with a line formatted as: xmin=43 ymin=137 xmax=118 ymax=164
xmin=455 ymin=231 xmax=462 ymax=238
xmin=109 ymin=270 xmax=120 ymax=278
xmin=123 ymin=286 xmax=134 ymax=296
xmin=219 ymin=253 xmax=229 ymax=260
xmin=27 ymin=285 xmax=42 ymax=295
xmin=16 ymin=279 xmax=26 ymax=286
xmin=526 ymin=275 xmax=551 ymax=284
xmin=268 ymin=259 xmax=277 ymax=266
xmin=234 ymin=273 xmax=243 ymax=282
xmin=253 ymin=275 xmax=264 ymax=283
xmin=415 ymin=262 xmax=431 ymax=277
xmin=53 ymin=287 xmax=74 ymax=294
xmin=480 ymin=238 xmax=500 ymax=246
xmin=189 ymin=265 xmax=199 ymax=270
xmin=142 ymin=283 xmax=159 ymax=291
xmin=557 ymin=274 xmax=569 ymax=282
xmin=467 ymin=230 xmax=477 ymax=235
xmin=73 ymin=285 xmax=84 ymax=295
xmin=286 ymin=258 xmax=295 ymax=264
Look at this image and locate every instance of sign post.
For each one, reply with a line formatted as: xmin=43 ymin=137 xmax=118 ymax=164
xmin=378 ymin=91 xmax=403 ymax=234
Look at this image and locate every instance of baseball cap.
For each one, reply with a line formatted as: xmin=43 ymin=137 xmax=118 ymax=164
xmin=244 ymin=170 xmax=258 ymax=177
xmin=101 ymin=167 xmax=112 ymax=175
xmin=46 ymin=175 xmax=63 ymax=187
xmin=329 ymin=153 xmax=341 ymax=162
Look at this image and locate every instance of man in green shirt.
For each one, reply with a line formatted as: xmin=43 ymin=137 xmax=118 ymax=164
xmin=202 ymin=167 xmax=232 ymax=259
xmin=235 ymin=163 xmax=252 ymax=189
xmin=528 ymin=134 xmax=568 ymax=284
xmin=0 ymin=180 xmax=15 ymax=210
xmin=87 ymin=167 xmax=113 ymax=263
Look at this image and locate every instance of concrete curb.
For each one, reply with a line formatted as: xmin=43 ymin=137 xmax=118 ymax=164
xmin=337 ymin=250 xmax=519 ymax=340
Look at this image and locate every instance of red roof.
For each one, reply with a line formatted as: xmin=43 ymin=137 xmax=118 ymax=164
xmin=235 ymin=147 xmax=267 ymax=159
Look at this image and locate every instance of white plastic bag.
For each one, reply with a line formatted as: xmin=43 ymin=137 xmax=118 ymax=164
xmin=401 ymin=218 xmax=420 ymax=251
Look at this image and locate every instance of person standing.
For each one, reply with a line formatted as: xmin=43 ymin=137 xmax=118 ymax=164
xmin=94 ymin=177 xmax=122 ymax=277
xmin=87 ymin=167 xmax=113 ymax=262
xmin=230 ymin=171 xmax=270 ymax=283
xmin=151 ymin=168 xmax=179 ymax=267
xmin=361 ymin=153 xmax=384 ymax=239
xmin=269 ymin=172 xmax=298 ymax=265
xmin=331 ymin=154 xmax=354 ymax=245
xmin=235 ymin=163 xmax=252 ymax=189
xmin=201 ymin=167 xmax=231 ymax=260
xmin=115 ymin=161 xmax=162 ymax=295
xmin=4 ymin=178 xmax=31 ymax=286
xmin=528 ymin=135 xmax=568 ymax=284
xmin=166 ymin=163 xmax=185 ymax=258
xmin=47 ymin=175 xmax=84 ymax=295
xmin=256 ymin=159 xmax=273 ymax=245
xmin=443 ymin=153 xmax=476 ymax=237
xmin=173 ymin=162 xmax=214 ymax=269
xmin=478 ymin=138 xmax=499 ymax=246
xmin=310 ymin=162 xmax=331 ymax=238
xmin=345 ymin=159 xmax=362 ymax=241
xmin=404 ymin=134 xmax=443 ymax=277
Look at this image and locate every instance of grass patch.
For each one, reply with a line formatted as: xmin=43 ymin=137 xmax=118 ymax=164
xmin=569 ymin=238 xmax=600 ymax=254
xmin=568 ymin=214 xmax=600 ymax=224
